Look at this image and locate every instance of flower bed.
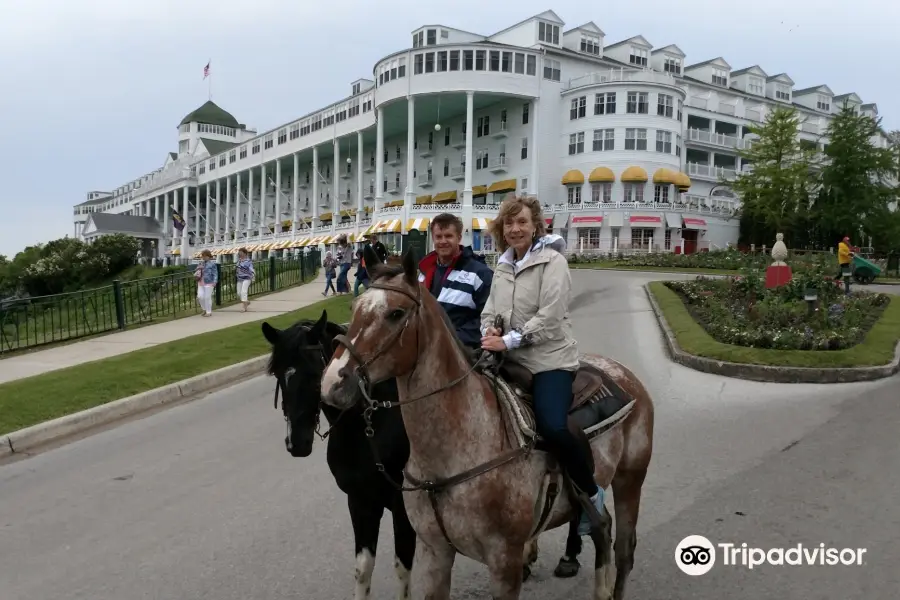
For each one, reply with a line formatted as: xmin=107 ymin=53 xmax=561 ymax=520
xmin=663 ymin=269 xmax=891 ymax=351
xmin=567 ymin=247 xmax=836 ymax=272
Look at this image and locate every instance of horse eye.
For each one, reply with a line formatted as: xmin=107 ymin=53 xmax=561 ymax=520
xmin=387 ymin=308 xmax=405 ymax=321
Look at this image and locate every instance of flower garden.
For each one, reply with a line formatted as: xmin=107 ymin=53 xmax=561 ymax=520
xmin=663 ymin=267 xmax=891 ymax=352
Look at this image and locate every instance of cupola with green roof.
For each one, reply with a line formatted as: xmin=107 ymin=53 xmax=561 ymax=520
xmin=178 ymin=100 xmax=243 ymax=129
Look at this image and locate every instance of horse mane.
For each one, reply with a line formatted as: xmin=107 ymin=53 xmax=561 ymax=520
xmin=267 ymin=318 xmax=347 ymax=375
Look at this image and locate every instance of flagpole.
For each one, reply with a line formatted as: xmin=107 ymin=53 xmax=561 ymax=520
xmin=207 ymin=58 xmax=212 ymax=100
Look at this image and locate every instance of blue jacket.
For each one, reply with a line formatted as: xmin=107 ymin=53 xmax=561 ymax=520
xmin=198 ymin=260 xmax=218 ymax=285
xmin=417 ymin=246 xmax=493 ymax=348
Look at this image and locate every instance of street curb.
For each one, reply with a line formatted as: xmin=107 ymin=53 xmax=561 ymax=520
xmin=0 ymin=354 xmax=271 ymax=459
xmin=644 ymin=283 xmax=900 ymax=384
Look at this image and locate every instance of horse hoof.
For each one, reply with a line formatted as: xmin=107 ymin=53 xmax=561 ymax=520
xmin=553 ymin=557 xmax=580 ymax=578
xmin=522 ymin=565 xmax=532 ymax=582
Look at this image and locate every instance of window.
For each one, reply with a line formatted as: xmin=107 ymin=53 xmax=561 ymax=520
xmin=490 ymin=50 xmax=500 ymax=71
xmin=443 ymin=158 xmax=450 ymax=176
xmin=252 ymin=141 xmax=260 ymax=155
xmin=425 ymin=53 xmax=434 ymax=73
xmin=677 ymin=99 xmax=683 ymax=121
xmin=625 ymin=128 xmax=647 ymax=150
xmin=240 ymin=145 xmax=247 ymax=159
xmin=591 ymin=182 xmax=612 ymax=204
xmin=592 ymin=128 xmax=614 ymax=151
xmin=514 ymin=52 xmax=525 ymax=73
xmin=502 ymin=51 xmax=512 ymax=72
xmin=625 ymin=184 xmax=645 ymax=204
xmin=522 ymin=102 xmax=529 ymax=124
xmin=567 ymin=185 xmax=582 ymax=205
xmin=352 ymin=82 xmax=361 ymax=95
xmin=654 ymin=185 xmax=670 ymax=204
xmin=277 ymin=128 xmax=287 ymax=144
xmin=570 ymin=96 xmax=586 ymax=120
xmin=629 ymin=47 xmax=648 ymax=67
xmin=264 ymin=134 xmax=273 ymax=150
xmin=657 ymin=94 xmax=674 ymax=117
xmin=711 ymin=68 xmax=728 ymax=86
xmin=426 ymin=29 xmax=436 ymax=45
xmin=568 ymin=132 xmax=585 ymax=155
xmin=748 ymin=76 xmax=764 ymax=95
xmin=437 ymin=51 xmax=448 ymax=71
xmin=414 ymin=54 xmax=423 ymax=74
xmin=817 ymin=94 xmax=831 ymax=111
xmin=475 ymin=50 xmax=486 ymax=70
xmin=775 ymin=84 xmax=790 ymax=101
xmin=463 ymin=50 xmax=473 ymax=70
xmin=219 ymin=155 xmax=226 ymax=167
xmin=449 ymin=50 xmax=460 ymax=71
xmin=627 ymin=92 xmax=648 ymax=114
xmin=477 ymin=116 xmax=490 ymax=137
xmin=476 ymin=149 xmax=490 ymax=170
xmin=526 ymin=55 xmax=536 ymax=75
xmin=676 ymin=134 xmax=682 ymax=157
xmin=538 ymin=21 xmax=559 ymax=44
xmin=594 ymin=92 xmax=616 ymax=115
xmin=413 ymin=31 xmax=423 ymax=48
xmin=521 ymin=137 xmax=528 ymax=160
xmin=656 ymin=130 xmax=672 ymax=153
xmin=631 ymin=227 xmax=652 ymax=249
xmin=290 ymin=124 xmax=300 ymax=140
xmin=229 ymin=149 xmax=236 ymax=164
xmin=663 ymin=57 xmax=681 ymax=75
xmin=543 ymin=58 xmax=560 ymax=81
xmin=580 ymin=34 xmax=601 ymax=55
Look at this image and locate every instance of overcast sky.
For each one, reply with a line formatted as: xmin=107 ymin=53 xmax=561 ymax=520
xmin=1 ymin=0 xmax=896 ymax=258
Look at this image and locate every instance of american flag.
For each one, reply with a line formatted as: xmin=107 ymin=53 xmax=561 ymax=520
xmin=203 ymin=62 xmax=210 ymax=79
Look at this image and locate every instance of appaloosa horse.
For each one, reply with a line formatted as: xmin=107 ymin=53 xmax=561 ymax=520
xmin=321 ymin=246 xmax=655 ymax=600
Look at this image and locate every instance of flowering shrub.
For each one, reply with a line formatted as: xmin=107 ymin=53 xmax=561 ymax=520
xmin=569 ymin=247 xmax=836 ymax=272
xmin=664 ymin=272 xmax=890 ymax=351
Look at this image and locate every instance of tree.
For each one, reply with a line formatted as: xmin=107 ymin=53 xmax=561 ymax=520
xmin=812 ymin=104 xmax=898 ymax=250
xmin=733 ymin=107 xmax=818 ymax=247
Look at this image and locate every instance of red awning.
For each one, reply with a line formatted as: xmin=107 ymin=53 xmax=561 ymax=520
xmin=544 ymin=218 xmax=553 ymax=225
xmin=682 ymin=217 xmax=708 ymax=229
xmin=630 ymin=215 xmax=662 ymax=225
xmin=572 ymin=216 xmax=603 ymax=224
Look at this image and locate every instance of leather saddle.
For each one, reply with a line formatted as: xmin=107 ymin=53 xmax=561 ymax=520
xmin=498 ymin=360 xmax=608 ymax=413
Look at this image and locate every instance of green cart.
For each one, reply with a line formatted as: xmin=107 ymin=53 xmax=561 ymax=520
xmin=851 ymin=254 xmax=881 ymax=285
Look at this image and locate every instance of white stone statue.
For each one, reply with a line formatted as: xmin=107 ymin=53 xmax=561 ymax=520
xmin=771 ymin=233 xmax=788 ymax=265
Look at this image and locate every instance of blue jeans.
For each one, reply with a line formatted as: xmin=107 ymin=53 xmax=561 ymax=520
xmin=323 ymin=273 xmax=336 ymax=295
xmin=336 ymin=263 xmax=351 ymax=292
xmin=354 ymin=276 xmax=369 ymax=297
xmin=532 ymin=369 xmax=598 ymax=497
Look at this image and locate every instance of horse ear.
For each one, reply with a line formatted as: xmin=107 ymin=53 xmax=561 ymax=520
xmin=402 ymin=246 xmax=418 ymax=286
xmin=363 ymin=243 xmax=380 ymax=268
xmin=311 ymin=309 xmax=328 ymax=336
xmin=261 ymin=321 xmax=280 ymax=345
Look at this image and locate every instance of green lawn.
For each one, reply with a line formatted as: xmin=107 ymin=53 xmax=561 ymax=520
xmin=0 ymin=295 xmax=354 ymax=436
xmin=648 ymin=281 xmax=900 ymax=368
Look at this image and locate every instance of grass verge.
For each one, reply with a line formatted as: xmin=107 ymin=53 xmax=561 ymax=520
xmin=648 ymin=281 xmax=900 ymax=368
xmin=0 ymin=294 xmax=353 ymax=436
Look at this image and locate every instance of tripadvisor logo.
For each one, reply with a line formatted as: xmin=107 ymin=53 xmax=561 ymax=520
xmin=675 ymin=535 xmax=867 ymax=575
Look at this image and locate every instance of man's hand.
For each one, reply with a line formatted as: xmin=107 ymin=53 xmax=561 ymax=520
xmin=481 ymin=335 xmax=507 ymax=352
xmin=483 ymin=327 xmax=501 ymax=337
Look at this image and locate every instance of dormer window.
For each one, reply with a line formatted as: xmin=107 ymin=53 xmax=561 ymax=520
xmin=711 ymin=68 xmax=728 ymax=86
xmin=629 ymin=47 xmax=648 ymax=67
xmin=664 ymin=57 xmax=681 ymax=75
xmin=426 ymin=29 xmax=437 ymax=45
xmin=352 ymin=82 xmax=361 ymax=95
xmin=816 ymin=94 xmax=831 ymax=111
xmin=538 ymin=21 xmax=559 ymax=44
xmin=413 ymin=31 xmax=424 ymax=48
xmin=748 ymin=76 xmax=763 ymax=95
xmin=775 ymin=84 xmax=790 ymax=101
xmin=580 ymin=34 xmax=601 ymax=55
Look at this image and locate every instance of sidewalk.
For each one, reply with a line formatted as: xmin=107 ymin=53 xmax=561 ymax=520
xmin=0 ymin=273 xmax=332 ymax=385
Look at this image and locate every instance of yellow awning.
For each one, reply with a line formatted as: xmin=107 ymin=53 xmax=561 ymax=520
xmin=588 ymin=167 xmax=615 ymax=183
xmin=621 ymin=166 xmax=648 ymax=183
xmin=375 ymin=219 xmax=402 ymax=233
xmin=472 ymin=185 xmax=487 ymax=197
xmin=561 ymin=169 xmax=585 ymax=185
xmin=674 ymin=172 xmax=692 ymax=190
xmin=432 ymin=190 xmax=458 ymax=203
xmin=171 ymin=248 xmax=181 ymax=255
xmin=652 ymin=168 xmax=678 ymax=184
xmin=487 ymin=179 xmax=517 ymax=194
xmin=406 ymin=217 xmax=431 ymax=232
xmin=384 ymin=199 xmax=404 ymax=207
xmin=319 ymin=212 xmax=333 ymax=221
xmin=361 ymin=223 xmax=377 ymax=236
xmin=415 ymin=195 xmax=433 ymax=205
xmin=340 ymin=209 xmax=355 ymax=217
xmin=472 ymin=217 xmax=494 ymax=230
xmin=294 ymin=238 xmax=310 ymax=248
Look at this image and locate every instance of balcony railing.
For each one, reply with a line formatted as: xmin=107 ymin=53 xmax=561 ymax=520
xmin=541 ymin=197 xmax=739 ymax=216
xmin=417 ymin=172 xmax=434 ymax=187
xmin=687 ymin=162 xmax=738 ymax=181
xmin=686 ymin=128 xmax=755 ymax=150
xmin=409 ymin=202 xmax=462 ymax=213
xmin=563 ymin=67 xmax=678 ymax=91
xmin=489 ymin=156 xmax=508 ymax=173
xmin=449 ymin=166 xmax=466 ymax=181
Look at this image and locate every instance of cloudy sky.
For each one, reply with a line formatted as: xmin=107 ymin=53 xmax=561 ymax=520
xmin=1 ymin=0 xmax=896 ymax=258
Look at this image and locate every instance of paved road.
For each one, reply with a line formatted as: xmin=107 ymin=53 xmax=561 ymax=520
xmin=1 ymin=270 xmax=897 ymax=599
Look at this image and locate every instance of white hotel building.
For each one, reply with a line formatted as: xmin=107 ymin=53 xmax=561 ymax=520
xmin=73 ymin=10 xmax=892 ymax=261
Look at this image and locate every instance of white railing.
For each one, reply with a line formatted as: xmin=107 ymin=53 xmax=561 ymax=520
xmin=686 ymin=128 xmax=754 ymax=150
xmin=417 ymin=173 xmax=434 ymax=186
xmin=688 ymin=97 xmax=708 ymax=110
xmin=745 ymin=109 xmax=762 ymax=122
xmin=563 ymin=67 xmax=678 ymax=91
xmin=801 ymin=122 xmax=819 ymax=134
xmin=409 ymin=202 xmax=462 ymax=213
xmin=378 ymin=205 xmax=403 ymax=214
xmin=687 ymin=162 xmax=738 ymax=181
xmin=719 ymin=103 xmax=736 ymax=116
xmin=489 ymin=156 xmax=508 ymax=170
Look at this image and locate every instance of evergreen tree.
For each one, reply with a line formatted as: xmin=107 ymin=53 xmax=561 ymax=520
xmin=813 ymin=104 xmax=898 ymax=249
xmin=732 ymin=107 xmax=817 ymax=247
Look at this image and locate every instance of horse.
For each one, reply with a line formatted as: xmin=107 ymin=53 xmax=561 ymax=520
xmin=262 ymin=313 xmax=416 ymax=600
xmin=320 ymin=246 xmax=655 ymax=600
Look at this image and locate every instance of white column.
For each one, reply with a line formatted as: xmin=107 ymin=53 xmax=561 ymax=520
xmin=292 ymin=153 xmax=299 ymax=241
xmin=375 ymin=107 xmax=384 ymax=214
xmin=333 ymin=139 xmax=340 ymax=231
xmin=260 ymin=163 xmax=267 ymax=237
xmin=275 ymin=159 xmax=282 ymax=242
xmin=215 ymin=179 xmax=221 ymax=244
xmin=180 ymin=188 xmax=190 ymax=260
xmin=356 ymin=131 xmax=363 ymax=231
xmin=247 ymin=169 xmax=254 ymax=235
xmin=193 ymin=186 xmax=200 ymax=243
xmin=163 ymin=194 xmax=170 ymax=248
xmin=462 ymin=91 xmax=475 ymax=246
xmin=204 ymin=183 xmax=211 ymax=243
xmin=530 ymin=98 xmax=540 ymax=196
xmin=312 ymin=146 xmax=319 ymax=235
xmin=237 ymin=172 xmax=245 ymax=239
xmin=405 ymin=96 xmax=415 ymax=234
xmin=225 ymin=176 xmax=232 ymax=243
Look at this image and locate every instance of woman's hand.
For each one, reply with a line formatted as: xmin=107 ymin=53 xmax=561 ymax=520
xmin=481 ymin=335 xmax=507 ymax=352
xmin=483 ymin=327 xmax=501 ymax=337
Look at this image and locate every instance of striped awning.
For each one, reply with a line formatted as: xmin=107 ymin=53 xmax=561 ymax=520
xmin=375 ymin=219 xmax=402 ymax=233
xmin=472 ymin=217 xmax=494 ymax=230
xmin=294 ymin=238 xmax=311 ymax=248
xmin=171 ymin=248 xmax=181 ymax=256
xmin=361 ymin=223 xmax=378 ymax=236
xmin=406 ymin=217 xmax=430 ymax=232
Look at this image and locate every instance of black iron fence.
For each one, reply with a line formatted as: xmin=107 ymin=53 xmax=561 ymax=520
xmin=0 ymin=251 xmax=321 ymax=356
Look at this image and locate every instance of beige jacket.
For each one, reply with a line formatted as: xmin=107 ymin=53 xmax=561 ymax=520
xmin=480 ymin=235 xmax=579 ymax=374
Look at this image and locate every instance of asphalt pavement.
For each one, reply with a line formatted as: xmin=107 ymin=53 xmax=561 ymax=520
xmin=1 ymin=270 xmax=897 ymax=599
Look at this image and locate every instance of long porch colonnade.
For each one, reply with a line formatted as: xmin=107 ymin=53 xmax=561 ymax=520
xmin=135 ymin=90 xmax=541 ymax=257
